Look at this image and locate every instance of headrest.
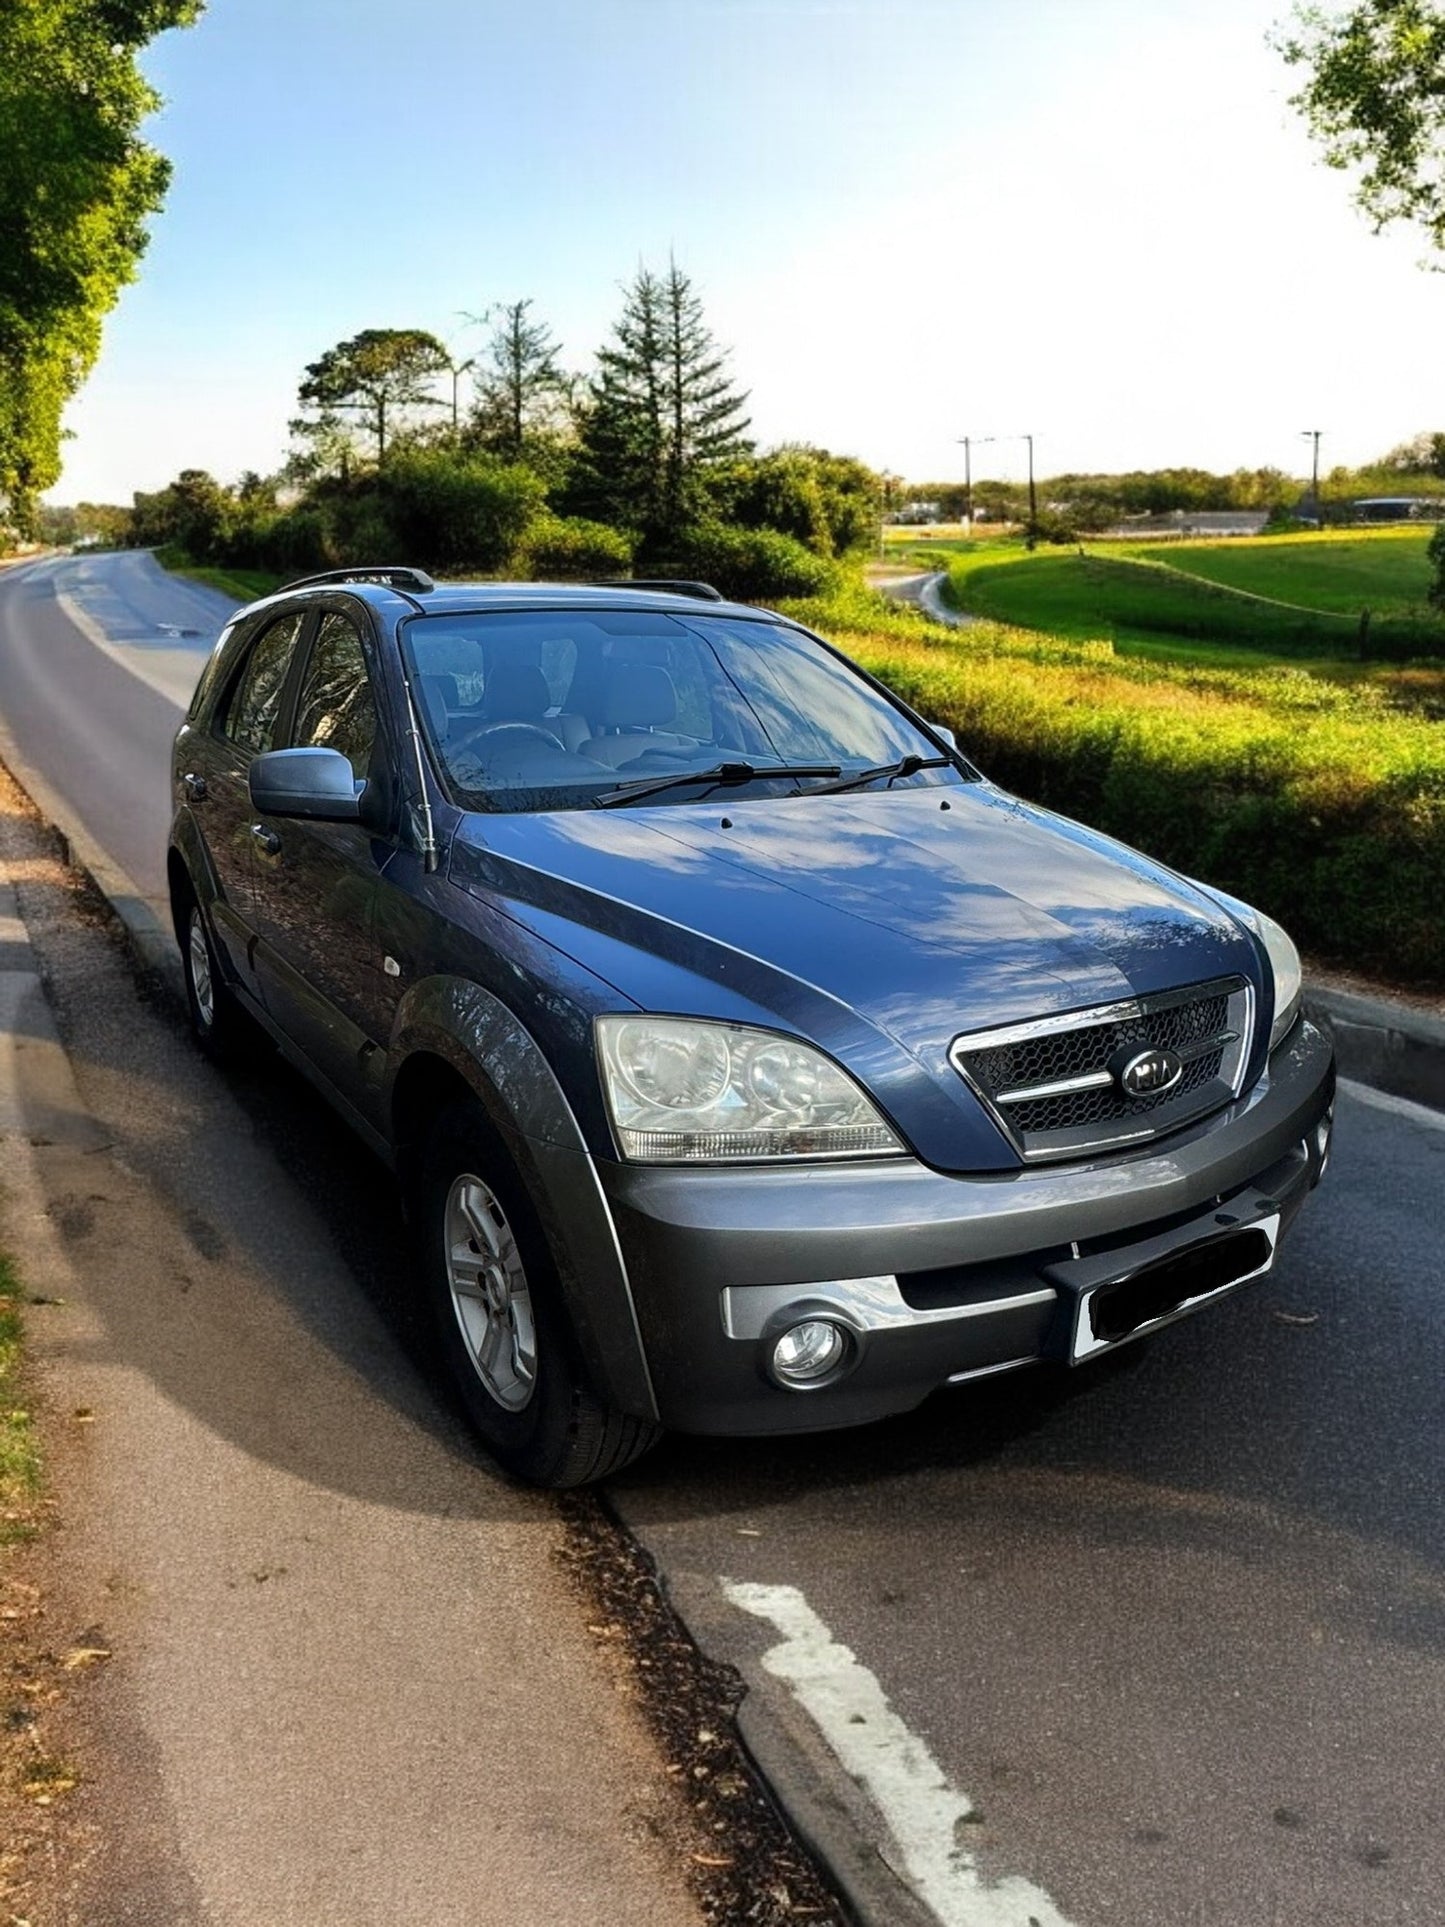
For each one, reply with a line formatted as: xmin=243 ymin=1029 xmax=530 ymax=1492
xmin=418 ymin=672 xmax=459 ymax=735
xmin=481 ymin=662 xmax=550 ymax=721
xmin=597 ymin=662 xmax=677 ymax=730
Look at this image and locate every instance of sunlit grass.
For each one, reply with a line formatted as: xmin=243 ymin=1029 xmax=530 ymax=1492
xmin=939 ymin=528 xmax=1445 ymax=668
xmin=0 ymin=1255 xmax=41 ymax=1542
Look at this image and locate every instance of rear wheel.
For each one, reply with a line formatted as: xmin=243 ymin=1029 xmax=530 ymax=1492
xmin=177 ymin=886 xmax=250 ymax=1064
xmin=414 ymin=1102 xmax=659 ymax=1488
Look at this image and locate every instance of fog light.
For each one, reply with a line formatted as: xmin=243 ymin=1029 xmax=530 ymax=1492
xmin=771 ymin=1318 xmax=848 ymax=1386
xmin=1314 ymin=1104 xmax=1334 ymax=1183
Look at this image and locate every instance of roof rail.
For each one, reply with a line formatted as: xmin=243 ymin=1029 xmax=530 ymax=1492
xmin=279 ymin=565 xmax=437 ymax=595
xmin=587 ymin=578 xmax=724 ymax=602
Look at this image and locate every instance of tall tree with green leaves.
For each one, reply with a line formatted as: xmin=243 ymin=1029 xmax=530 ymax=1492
xmin=292 ymin=328 xmax=451 ymax=470
xmin=577 ymin=261 xmax=750 ymax=547
xmin=1276 ymin=1 xmax=1445 ymax=253
xmin=0 ymin=0 xmax=203 ymax=532
xmin=471 ymin=299 xmax=571 ymax=458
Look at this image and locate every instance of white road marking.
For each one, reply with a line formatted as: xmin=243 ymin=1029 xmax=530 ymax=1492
xmin=1339 ymin=1076 xmax=1445 ymax=1135
xmin=724 ymin=1579 xmax=1073 ymax=1927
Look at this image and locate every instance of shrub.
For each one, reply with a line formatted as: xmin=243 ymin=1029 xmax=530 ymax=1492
xmin=671 ymin=523 xmax=840 ymax=602
xmin=375 ymin=448 xmax=546 ymax=573
xmin=518 ymin=514 xmax=634 ymax=579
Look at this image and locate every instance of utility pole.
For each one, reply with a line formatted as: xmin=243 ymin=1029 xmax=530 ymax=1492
xmin=956 ymin=435 xmax=996 ymax=530
xmin=1024 ymin=432 xmax=1038 ymax=549
xmin=1301 ymin=429 xmax=1323 ymax=523
xmin=449 ymin=355 xmax=477 ymax=434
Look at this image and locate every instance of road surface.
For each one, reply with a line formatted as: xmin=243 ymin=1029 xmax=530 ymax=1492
xmin=1 ymin=550 xmax=1441 ymax=1927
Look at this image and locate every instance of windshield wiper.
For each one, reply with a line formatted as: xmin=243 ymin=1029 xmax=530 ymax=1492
xmin=808 ymin=753 xmax=951 ymax=796
xmin=594 ymin=760 xmax=842 ymax=809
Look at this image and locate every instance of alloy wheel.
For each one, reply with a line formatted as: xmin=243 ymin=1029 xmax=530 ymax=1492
xmin=443 ymin=1173 xmax=538 ymax=1412
xmin=188 ymin=907 xmax=215 ymax=1030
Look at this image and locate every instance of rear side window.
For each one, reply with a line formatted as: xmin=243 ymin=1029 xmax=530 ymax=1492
xmin=222 ymin=613 xmax=305 ymax=756
xmin=291 ymin=612 xmax=379 ymax=780
xmin=186 ymin=621 xmax=238 ymax=723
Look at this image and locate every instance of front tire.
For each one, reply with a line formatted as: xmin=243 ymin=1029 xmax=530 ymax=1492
xmin=414 ymin=1103 xmax=659 ymax=1488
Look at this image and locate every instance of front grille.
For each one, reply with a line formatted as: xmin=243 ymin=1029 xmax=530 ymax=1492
xmin=951 ymin=977 xmax=1253 ymax=1163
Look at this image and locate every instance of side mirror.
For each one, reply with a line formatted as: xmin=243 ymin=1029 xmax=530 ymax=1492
xmin=928 ymin=722 xmax=958 ymax=752
xmin=249 ymin=747 xmax=361 ymax=821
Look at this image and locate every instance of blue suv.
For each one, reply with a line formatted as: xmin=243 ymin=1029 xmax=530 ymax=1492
xmin=169 ymin=567 xmax=1335 ymax=1486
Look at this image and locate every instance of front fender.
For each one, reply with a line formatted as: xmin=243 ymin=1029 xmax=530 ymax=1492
xmin=387 ymin=974 xmax=657 ymax=1422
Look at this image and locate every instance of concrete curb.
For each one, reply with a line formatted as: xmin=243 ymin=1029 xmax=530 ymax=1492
xmin=1305 ymin=985 xmax=1445 ymax=1115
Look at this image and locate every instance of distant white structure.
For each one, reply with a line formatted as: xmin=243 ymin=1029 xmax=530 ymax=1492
xmin=1110 ymin=509 xmax=1269 ymax=539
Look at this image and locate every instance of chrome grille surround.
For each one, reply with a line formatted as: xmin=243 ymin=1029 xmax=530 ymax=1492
xmin=949 ymin=976 xmax=1255 ymax=1163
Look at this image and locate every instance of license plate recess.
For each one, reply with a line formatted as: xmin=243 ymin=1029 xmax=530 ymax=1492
xmin=1045 ymin=1207 xmax=1282 ymax=1363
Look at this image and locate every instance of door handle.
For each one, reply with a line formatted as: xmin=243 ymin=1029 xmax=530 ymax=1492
xmin=183 ymin=771 xmax=207 ymax=801
xmin=249 ymin=822 xmax=282 ymax=856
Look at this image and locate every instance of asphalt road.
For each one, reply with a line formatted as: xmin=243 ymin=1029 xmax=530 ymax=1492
xmin=0 ymin=550 xmax=222 ymax=907
xmin=1 ymin=551 xmax=1442 ymax=1927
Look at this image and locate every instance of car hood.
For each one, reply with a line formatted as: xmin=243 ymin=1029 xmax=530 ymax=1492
xmin=449 ymin=784 xmax=1263 ymax=1170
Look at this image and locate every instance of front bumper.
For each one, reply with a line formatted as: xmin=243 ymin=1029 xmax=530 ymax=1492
xmin=597 ymin=1019 xmax=1335 ymax=1434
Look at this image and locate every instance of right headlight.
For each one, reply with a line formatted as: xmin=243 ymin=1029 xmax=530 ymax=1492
xmin=596 ymin=1015 xmax=905 ymax=1162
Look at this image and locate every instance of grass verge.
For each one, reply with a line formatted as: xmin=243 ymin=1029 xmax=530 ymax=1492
xmin=154 ymin=544 xmax=283 ymax=604
xmin=780 ymin=581 xmax=1445 ymax=987
xmin=0 ymin=1254 xmax=41 ymax=1541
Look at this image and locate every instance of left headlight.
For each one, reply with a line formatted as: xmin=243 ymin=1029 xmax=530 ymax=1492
xmin=1193 ymin=882 xmax=1302 ymax=1052
xmin=1254 ymin=908 xmax=1303 ymax=1051
xmin=596 ymin=1016 xmax=906 ymax=1163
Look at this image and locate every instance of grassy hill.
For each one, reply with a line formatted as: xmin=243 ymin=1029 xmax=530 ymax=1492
xmin=941 ymin=529 xmax=1444 ymax=667
xmin=1134 ymin=528 xmax=1433 ymax=619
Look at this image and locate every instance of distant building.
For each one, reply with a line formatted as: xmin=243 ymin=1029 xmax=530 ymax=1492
xmin=1350 ymin=496 xmax=1444 ymax=523
xmin=1108 ymin=509 xmax=1269 ymax=539
xmin=890 ymin=501 xmax=943 ymax=525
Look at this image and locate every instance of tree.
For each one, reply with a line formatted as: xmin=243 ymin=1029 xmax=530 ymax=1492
xmin=0 ymin=0 xmax=203 ymax=531
xmin=292 ymin=328 xmax=451 ymax=468
xmin=129 ymin=467 xmax=234 ymax=558
xmin=471 ymin=299 xmax=571 ymax=458
xmin=576 ymin=261 xmax=750 ymax=547
xmin=1381 ymin=427 xmax=1445 ymax=472
xmin=1276 ymin=2 xmax=1445 ymax=253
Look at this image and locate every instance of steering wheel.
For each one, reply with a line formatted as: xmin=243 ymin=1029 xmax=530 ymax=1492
xmin=450 ymin=719 xmax=566 ymax=757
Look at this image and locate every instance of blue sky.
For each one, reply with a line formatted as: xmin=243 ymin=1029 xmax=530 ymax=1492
xmin=50 ymin=0 xmax=1445 ymax=501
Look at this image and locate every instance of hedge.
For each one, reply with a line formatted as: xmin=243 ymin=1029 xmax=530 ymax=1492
xmin=779 ymin=587 xmax=1445 ymax=985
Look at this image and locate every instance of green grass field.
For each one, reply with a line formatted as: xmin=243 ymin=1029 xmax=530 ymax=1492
xmin=1134 ymin=528 xmax=1434 ymax=618
xmin=938 ymin=529 xmax=1444 ymax=669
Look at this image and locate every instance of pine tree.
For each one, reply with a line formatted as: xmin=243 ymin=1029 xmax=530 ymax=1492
xmin=471 ymin=299 xmax=571 ymax=458
xmin=657 ymin=260 xmax=751 ymax=540
xmin=577 ymin=261 xmax=750 ymax=549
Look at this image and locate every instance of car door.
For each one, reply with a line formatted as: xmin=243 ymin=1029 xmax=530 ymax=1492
xmin=198 ymin=608 xmax=311 ymax=992
xmin=247 ymin=606 xmax=398 ymax=1107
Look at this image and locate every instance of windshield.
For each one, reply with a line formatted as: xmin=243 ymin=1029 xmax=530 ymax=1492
xmin=401 ymin=607 xmax=971 ymax=813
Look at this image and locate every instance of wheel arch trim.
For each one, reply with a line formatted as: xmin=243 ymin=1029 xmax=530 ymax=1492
xmin=386 ymin=976 xmax=658 ymax=1423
